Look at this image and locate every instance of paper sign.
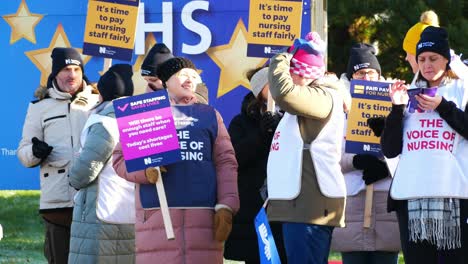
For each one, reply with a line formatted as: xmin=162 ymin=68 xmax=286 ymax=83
xmin=345 ymin=79 xmax=392 ymax=155
xmin=247 ymin=0 xmax=303 ymax=57
xmin=83 ymin=0 xmax=139 ymax=61
xmin=113 ymin=90 xmax=181 ymax=172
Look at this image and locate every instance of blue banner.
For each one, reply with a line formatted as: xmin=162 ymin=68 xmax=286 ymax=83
xmin=1 ymin=0 xmax=311 ymax=189
xmin=255 ymin=207 xmax=281 ymax=264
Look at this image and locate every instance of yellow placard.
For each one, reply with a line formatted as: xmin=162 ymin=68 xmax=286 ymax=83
xmin=247 ymin=0 xmax=303 ymax=46
xmin=83 ymin=0 xmax=138 ymax=49
xmin=346 ymin=98 xmax=392 ymax=144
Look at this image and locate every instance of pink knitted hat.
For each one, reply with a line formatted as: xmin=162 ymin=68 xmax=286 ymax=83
xmin=289 ymin=32 xmax=326 ymax=79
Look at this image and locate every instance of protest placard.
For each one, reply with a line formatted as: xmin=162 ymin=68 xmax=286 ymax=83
xmin=345 ymin=79 xmax=392 ymax=155
xmin=83 ymin=0 xmax=139 ymax=61
xmin=247 ymin=0 xmax=303 ymax=57
xmin=113 ymin=89 xmax=181 ymax=172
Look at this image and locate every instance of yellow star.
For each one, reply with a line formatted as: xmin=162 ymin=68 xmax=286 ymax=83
xmin=207 ymin=19 xmax=267 ymax=98
xmin=2 ymin=0 xmax=43 ymax=44
xmin=25 ymin=24 xmax=92 ymax=87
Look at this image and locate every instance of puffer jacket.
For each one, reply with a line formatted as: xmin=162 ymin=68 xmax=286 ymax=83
xmin=17 ymin=83 xmax=99 ymax=210
xmin=112 ymin=108 xmax=239 ymax=264
xmin=68 ymin=102 xmax=135 ymax=264
xmin=224 ymin=93 xmax=287 ymax=263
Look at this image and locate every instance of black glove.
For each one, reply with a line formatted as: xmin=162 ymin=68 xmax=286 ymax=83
xmin=31 ymin=137 xmax=53 ymax=159
xmin=353 ymin=154 xmax=389 ymax=185
xmin=259 ymin=111 xmax=281 ymax=135
xmin=367 ymin=117 xmax=386 ymax=137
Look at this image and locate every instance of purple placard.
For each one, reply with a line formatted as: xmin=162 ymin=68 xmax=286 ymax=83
xmin=113 ymin=90 xmax=181 ymax=172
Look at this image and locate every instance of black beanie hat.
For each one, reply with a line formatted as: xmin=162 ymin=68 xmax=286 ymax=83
xmin=141 ymin=43 xmax=174 ymax=77
xmin=346 ymin=43 xmax=381 ymax=79
xmin=157 ymin=57 xmax=197 ymax=85
xmin=47 ymin=47 xmax=86 ymax=87
xmin=98 ymin=64 xmax=134 ymax=101
xmin=416 ymin=26 xmax=450 ymax=62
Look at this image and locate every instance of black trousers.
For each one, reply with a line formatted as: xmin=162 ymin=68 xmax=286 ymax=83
xmin=43 ymin=217 xmax=70 ymax=264
xmin=395 ymin=199 xmax=468 ymax=264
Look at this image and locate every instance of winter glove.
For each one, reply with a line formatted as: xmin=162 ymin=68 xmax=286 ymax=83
xmin=214 ymin=208 xmax=233 ymax=242
xmin=353 ymin=154 xmax=389 ymax=185
xmin=259 ymin=111 xmax=281 ymax=135
xmin=144 ymin=166 xmax=167 ymax=184
xmin=31 ymin=137 xmax=53 ymax=159
xmin=367 ymin=117 xmax=386 ymax=137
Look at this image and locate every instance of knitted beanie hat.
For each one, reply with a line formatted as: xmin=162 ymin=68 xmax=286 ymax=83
xmin=156 ymin=57 xmax=197 ymax=84
xmin=346 ymin=43 xmax=381 ymax=79
xmin=141 ymin=43 xmax=174 ymax=77
xmin=98 ymin=64 xmax=134 ymax=101
xmin=47 ymin=47 xmax=86 ymax=87
xmin=250 ymin=67 xmax=269 ymax=98
xmin=288 ymin=32 xmax=326 ymax=80
xmin=403 ymin=10 xmax=439 ymax=55
xmin=416 ymin=26 xmax=450 ymax=62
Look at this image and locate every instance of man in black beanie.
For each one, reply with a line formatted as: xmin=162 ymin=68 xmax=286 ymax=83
xmin=17 ymin=47 xmax=99 ymax=264
xmin=346 ymin=43 xmax=381 ymax=80
xmin=141 ymin=43 xmax=174 ymax=91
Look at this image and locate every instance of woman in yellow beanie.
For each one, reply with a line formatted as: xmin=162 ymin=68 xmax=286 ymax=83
xmin=402 ymin=10 xmax=439 ymax=73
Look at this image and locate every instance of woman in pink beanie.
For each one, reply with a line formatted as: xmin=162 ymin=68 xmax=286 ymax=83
xmin=266 ymin=32 xmax=347 ymax=264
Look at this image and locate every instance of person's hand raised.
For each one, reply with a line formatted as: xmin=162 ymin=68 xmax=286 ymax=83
xmin=389 ymin=80 xmax=409 ymax=105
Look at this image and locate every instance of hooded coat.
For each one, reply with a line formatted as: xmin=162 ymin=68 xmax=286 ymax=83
xmin=224 ymin=92 xmax=287 ymax=263
xmin=68 ymin=102 xmax=135 ymax=263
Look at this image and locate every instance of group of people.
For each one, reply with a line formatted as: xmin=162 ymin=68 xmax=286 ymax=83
xmin=16 ymin=9 xmax=468 ymax=264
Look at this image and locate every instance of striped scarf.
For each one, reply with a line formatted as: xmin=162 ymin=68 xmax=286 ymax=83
xmin=408 ymin=198 xmax=461 ymax=249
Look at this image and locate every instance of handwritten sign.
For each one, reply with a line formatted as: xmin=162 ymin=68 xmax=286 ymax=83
xmin=83 ymin=0 xmax=139 ymax=61
xmin=345 ymin=79 xmax=392 ymax=155
xmin=113 ymin=89 xmax=181 ymax=172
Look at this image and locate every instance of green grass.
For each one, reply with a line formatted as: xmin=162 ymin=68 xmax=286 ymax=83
xmin=0 ymin=191 xmax=404 ymax=263
xmin=0 ymin=190 xmax=46 ymax=264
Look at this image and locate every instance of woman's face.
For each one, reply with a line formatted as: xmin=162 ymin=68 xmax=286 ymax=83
xmin=405 ymin=52 xmax=419 ymax=74
xmin=165 ymin=68 xmax=201 ymax=102
xmin=352 ymin=68 xmax=380 ymax=81
xmin=417 ymin=51 xmax=448 ymax=86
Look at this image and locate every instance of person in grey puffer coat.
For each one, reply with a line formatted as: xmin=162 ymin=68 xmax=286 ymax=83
xmin=68 ymin=64 xmax=135 ymax=263
xmin=17 ymin=47 xmax=100 ymax=264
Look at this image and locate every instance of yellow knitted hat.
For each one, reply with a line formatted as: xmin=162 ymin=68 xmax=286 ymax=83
xmin=402 ymin=10 xmax=439 ymax=55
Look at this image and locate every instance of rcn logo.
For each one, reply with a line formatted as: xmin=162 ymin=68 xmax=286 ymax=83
xmin=363 ymin=144 xmax=371 ymax=151
xmin=144 ymin=157 xmax=152 ymax=165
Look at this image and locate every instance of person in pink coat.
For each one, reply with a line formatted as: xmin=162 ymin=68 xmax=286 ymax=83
xmin=113 ymin=57 xmax=239 ymax=264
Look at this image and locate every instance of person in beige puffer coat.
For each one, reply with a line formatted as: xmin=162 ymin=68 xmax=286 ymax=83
xmin=17 ymin=47 xmax=99 ymax=264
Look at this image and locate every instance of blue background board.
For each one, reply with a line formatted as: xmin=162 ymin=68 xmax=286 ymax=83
xmin=0 ymin=0 xmax=311 ymax=189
